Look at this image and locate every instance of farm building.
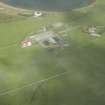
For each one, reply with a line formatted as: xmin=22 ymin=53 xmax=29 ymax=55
xmin=21 ymin=38 xmax=32 ymax=48
xmin=88 ymin=26 xmax=101 ymax=37
xmin=21 ymin=31 xmax=68 ymax=48
xmin=31 ymin=31 xmax=64 ymax=48
xmin=33 ymin=11 xmax=42 ymax=17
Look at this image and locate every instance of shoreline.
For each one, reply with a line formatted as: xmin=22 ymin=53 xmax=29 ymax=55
xmin=74 ymin=0 xmax=96 ymax=11
xmin=0 ymin=2 xmax=60 ymax=15
xmin=0 ymin=2 xmax=31 ymax=12
xmin=0 ymin=1 xmax=96 ymax=14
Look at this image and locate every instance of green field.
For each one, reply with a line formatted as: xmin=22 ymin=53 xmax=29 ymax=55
xmin=0 ymin=0 xmax=105 ymax=105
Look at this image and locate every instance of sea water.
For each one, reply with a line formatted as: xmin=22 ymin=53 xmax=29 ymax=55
xmin=0 ymin=0 xmax=94 ymax=11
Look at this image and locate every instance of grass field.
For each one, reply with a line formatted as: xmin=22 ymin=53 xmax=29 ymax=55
xmin=0 ymin=0 xmax=105 ymax=105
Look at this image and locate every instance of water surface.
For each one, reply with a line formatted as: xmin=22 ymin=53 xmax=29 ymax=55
xmin=0 ymin=0 xmax=95 ymax=11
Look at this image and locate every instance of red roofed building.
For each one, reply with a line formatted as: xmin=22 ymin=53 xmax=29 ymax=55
xmin=21 ymin=39 xmax=32 ymax=48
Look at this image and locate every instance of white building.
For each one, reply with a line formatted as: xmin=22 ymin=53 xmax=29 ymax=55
xmin=33 ymin=11 xmax=42 ymax=17
xmin=88 ymin=26 xmax=101 ymax=37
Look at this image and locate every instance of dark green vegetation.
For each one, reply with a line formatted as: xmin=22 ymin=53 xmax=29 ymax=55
xmin=0 ymin=0 xmax=105 ymax=105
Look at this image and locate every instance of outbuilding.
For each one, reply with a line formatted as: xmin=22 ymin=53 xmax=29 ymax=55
xmin=21 ymin=39 xmax=32 ymax=48
xmin=33 ymin=11 xmax=42 ymax=17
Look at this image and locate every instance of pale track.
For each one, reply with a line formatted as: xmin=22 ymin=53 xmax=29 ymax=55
xmin=0 ymin=71 xmax=68 ymax=96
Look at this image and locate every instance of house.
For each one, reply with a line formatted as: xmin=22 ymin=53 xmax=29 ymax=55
xmin=21 ymin=38 xmax=32 ymax=48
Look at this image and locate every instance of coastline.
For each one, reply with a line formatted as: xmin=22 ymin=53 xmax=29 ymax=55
xmin=74 ymin=0 xmax=96 ymax=12
xmin=0 ymin=2 xmax=59 ymax=15
xmin=0 ymin=2 xmax=31 ymax=14
xmin=0 ymin=0 xmax=96 ymax=15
